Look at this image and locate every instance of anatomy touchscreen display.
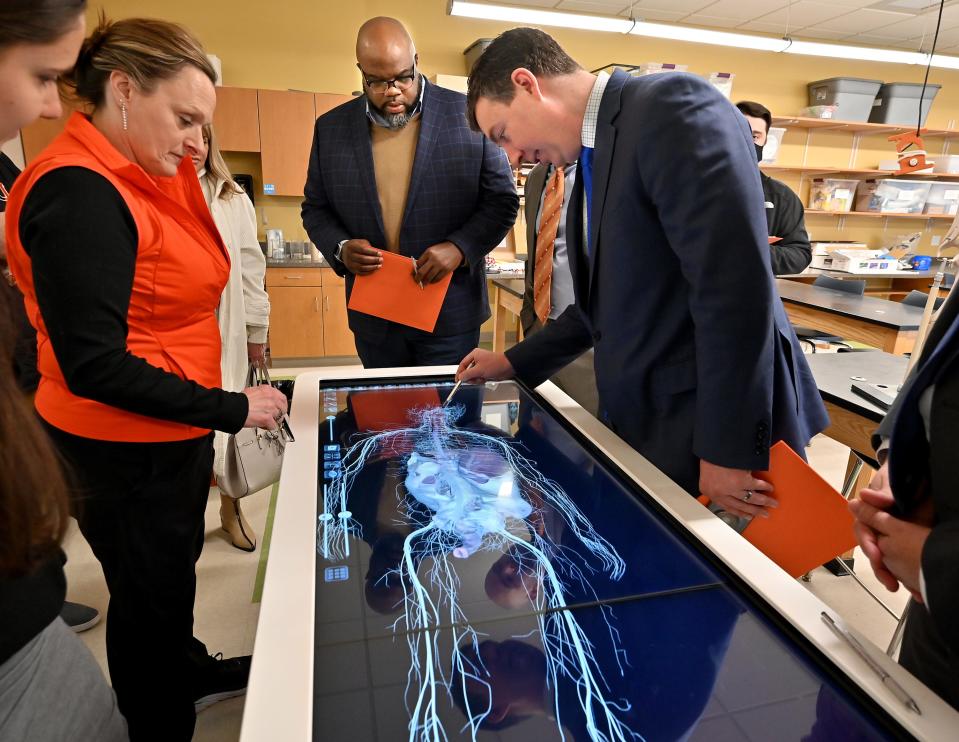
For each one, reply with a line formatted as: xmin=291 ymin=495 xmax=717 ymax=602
xmin=313 ymin=379 xmax=892 ymax=742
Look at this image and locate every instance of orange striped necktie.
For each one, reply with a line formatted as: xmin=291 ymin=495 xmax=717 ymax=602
xmin=533 ymin=166 xmax=564 ymax=325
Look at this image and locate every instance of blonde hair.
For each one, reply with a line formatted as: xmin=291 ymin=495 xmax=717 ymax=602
xmin=63 ymin=15 xmax=216 ymax=108
xmin=201 ymin=123 xmax=242 ymax=200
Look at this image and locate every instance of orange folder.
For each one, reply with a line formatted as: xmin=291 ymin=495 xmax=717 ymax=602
xmin=350 ymin=387 xmax=441 ymax=431
xmin=768 ymin=236 xmax=783 ymax=244
xmin=347 ymin=250 xmax=452 ymax=332
xmin=742 ymin=441 xmax=858 ymax=578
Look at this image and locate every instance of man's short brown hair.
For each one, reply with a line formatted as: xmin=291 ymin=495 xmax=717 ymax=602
xmin=735 ymin=101 xmax=772 ymax=134
xmin=466 ymin=27 xmax=580 ymax=132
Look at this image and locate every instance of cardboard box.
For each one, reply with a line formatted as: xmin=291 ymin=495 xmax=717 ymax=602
xmin=815 ymin=249 xmax=899 ymax=273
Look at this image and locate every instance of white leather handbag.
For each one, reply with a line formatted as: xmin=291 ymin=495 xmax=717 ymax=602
xmin=217 ymin=360 xmax=293 ymax=499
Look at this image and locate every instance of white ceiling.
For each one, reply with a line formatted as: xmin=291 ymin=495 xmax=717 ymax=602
xmin=510 ymin=0 xmax=959 ymax=52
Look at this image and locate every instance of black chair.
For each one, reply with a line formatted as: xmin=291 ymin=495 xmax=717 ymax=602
xmin=902 ymin=290 xmax=945 ymax=311
xmin=811 ymin=275 xmax=866 ymax=296
xmin=793 ymin=276 xmax=867 ymax=349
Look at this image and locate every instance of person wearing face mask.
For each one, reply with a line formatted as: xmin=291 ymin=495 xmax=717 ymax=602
xmin=736 ymin=101 xmax=812 ymax=276
xmin=302 ymin=16 xmax=517 ymax=368
xmin=192 ymin=123 xmax=270 ymax=553
xmin=4 ymin=16 xmax=288 ymax=741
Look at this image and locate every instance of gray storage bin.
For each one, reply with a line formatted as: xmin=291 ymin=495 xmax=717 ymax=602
xmin=868 ymin=82 xmax=941 ymax=126
xmin=807 ymin=77 xmax=882 ymax=122
xmin=463 ymin=39 xmax=492 ymax=74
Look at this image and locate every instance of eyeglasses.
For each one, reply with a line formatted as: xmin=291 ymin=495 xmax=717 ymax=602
xmin=363 ymin=67 xmax=417 ymax=94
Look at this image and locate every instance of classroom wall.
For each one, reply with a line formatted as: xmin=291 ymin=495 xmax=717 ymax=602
xmin=85 ymin=1 xmax=959 ymax=251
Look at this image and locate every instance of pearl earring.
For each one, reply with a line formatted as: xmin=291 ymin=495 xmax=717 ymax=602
xmin=121 ymin=101 xmax=128 ymax=131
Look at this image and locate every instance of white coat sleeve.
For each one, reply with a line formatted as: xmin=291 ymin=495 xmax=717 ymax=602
xmin=235 ymin=192 xmax=270 ymax=343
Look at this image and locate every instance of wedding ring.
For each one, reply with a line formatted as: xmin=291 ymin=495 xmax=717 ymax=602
xmin=743 ymin=490 xmax=753 ymax=502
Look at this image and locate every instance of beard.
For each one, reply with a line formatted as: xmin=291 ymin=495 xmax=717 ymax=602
xmin=372 ymin=78 xmax=420 ymax=130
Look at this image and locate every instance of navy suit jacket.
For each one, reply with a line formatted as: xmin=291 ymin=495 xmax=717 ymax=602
xmin=301 ymin=81 xmax=518 ymax=339
xmin=874 ymin=285 xmax=959 ymax=674
xmin=507 ymin=70 xmax=828 ymax=494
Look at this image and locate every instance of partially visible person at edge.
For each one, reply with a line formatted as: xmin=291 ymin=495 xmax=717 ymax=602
xmin=0 ymin=1 xmax=127 ymax=739
xmin=456 ymin=28 xmax=828 ymax=521
xmin=850 ymin=282 xmax=959 ymax=711
xmin=192 ymin=123 xmax=270 ymax=553
xmin=4 ymin=16 xmax=287 ymax=741
xmin=3 ymin=149 xmax=102 ymax=634
xmin=736 ymin=100 xmax=812 ymax=276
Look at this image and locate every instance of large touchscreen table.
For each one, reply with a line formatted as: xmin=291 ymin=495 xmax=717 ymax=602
xmin=241 ymin=368 xmax=957 ymax=742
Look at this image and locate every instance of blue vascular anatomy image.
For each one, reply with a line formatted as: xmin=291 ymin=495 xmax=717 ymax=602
xmin=318 ymin=403 xmax=642 ymax=742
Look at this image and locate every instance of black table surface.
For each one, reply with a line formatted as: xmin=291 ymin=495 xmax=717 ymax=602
xmin=805 ymin=351 xmax=908 ymax=422
xmin=775 ymin=278 xmax=924 ymax=329
xmin=780 ymin=264 xmax=943 ymax=280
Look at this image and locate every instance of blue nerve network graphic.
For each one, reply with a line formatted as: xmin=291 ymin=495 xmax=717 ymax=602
xmin=318 ymin=403 xmax=643 ymax=742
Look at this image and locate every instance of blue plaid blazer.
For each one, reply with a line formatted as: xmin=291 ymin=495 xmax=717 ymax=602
xmin=301 ymin=80 xmax=518 ymax=339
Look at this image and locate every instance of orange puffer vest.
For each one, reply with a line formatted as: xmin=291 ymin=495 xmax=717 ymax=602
xmin=6 ymin=113 xmax=231 ymax=442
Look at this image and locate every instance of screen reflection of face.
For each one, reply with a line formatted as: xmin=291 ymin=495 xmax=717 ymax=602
xmin=485 ymin=549 xmax=540 ymax=610
xmin=459 ymin=639 xmax=547 ymax=726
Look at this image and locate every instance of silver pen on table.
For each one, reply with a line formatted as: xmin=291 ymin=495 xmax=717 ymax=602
xmin=821 ymin=612 xmax=921 ymax=715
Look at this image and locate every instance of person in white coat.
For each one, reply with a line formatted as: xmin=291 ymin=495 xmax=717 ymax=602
xmin=193 ymin=123 xmax=270 ymax=551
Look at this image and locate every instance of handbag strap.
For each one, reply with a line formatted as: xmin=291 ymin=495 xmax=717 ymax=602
xmin=246 ymin=359 xmax=274 ymax=388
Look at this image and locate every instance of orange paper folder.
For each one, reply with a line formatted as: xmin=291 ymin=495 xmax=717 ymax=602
xmin=347 ymin=251 xmax=452 ymax=332
xmin=768 ymin=236 xmax=783 ymax=244
xmin=350 ymin=388 xmax=441 ymax=431
xmin=742 ymin=441 xmax=858 ymax=578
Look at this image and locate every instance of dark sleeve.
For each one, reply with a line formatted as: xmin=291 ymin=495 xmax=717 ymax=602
xmin=922 ymin=520 xmax=959 ymax=652
xmin=0 ymin=153 xmax=20 ymax=208
xmin=20 ymin=167 xmax=248 ymax=433
xmin=446 ymin=134 xmax=519 ymax=272
xmin=506 ymin=303 xmax=594 ymax=387
xmin=301 ymin=118 xmax=350 ymax=277
xmin=768 ymin=180 xmax=812 ymax=276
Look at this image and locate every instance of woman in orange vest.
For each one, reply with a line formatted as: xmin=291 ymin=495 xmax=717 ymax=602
xmin=5 ymin=16 xmax=287 ymax=742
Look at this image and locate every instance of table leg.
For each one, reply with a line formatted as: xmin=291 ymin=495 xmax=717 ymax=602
xmin=492 ymin=285 xmax=507 ymax=353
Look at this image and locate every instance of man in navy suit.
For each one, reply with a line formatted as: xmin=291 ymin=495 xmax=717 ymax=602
xmin=457 ymin=28 xmax=827 ymax=518
xmin=851 ymin=284 xmax=959 ymax=710
xmin=302 ymin=17 xmax=517 ymax=367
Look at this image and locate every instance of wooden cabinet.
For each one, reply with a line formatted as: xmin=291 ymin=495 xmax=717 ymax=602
xmin=265 ymin=268 xmax=356 ymax=359
xmin=20 ymin=100 xmax=74 ymax=162
xmin=267 ymin=285 xmax=325 ymax=358
xmin=258 ymin=90 xmax=315 ymax=197
xmin=320 ymin=273 xmax=356 ymax=357
xmin=314 ymin=93 xmax=352 ymax=119
xmin=213 ymin=87 xmax=260 ymax=152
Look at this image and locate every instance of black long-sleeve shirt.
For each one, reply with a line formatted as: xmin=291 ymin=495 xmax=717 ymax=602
xmin=18 ymin=167 xmax=248 ymax=433
xmin=762 ymin=173 xmax=812 ymax=276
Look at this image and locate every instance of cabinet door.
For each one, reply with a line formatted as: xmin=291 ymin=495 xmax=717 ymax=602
xmin=314 ymin=93 xmax=352 ymax=119
xmin=213 ymin=87 xmax=260 ymax=152
xmin=258 ymin=89 xmax=315 ymax=197
xmin=321 ymin=278 xmax=357 ymax=358
xmin=266 ymin=286 xmax=324 ymax=358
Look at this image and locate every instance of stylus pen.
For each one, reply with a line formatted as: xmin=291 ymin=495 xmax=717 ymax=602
xmin=444 ymin=362 xmax=475 ymax=407
xmin=820 ymin=612 xmax=921 ymax=715
xmin=411 ymin=256 xmax=424 ymax=290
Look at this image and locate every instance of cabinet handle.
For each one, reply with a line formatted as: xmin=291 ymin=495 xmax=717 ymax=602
xmin=325 ymin=296 xmax=330 ymax=312
xmin=313 ymin=296 xmax=319 ymax=312
xmin=283 ymin=275 xmax=304 ymax=280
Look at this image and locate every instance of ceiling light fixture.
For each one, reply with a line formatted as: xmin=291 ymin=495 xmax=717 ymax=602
xmin=448 ymin=0 xmax=959 ymax=69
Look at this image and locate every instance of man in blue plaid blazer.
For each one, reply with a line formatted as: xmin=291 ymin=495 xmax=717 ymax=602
xmin=302 ymin=17 xmax=518 ymax=367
